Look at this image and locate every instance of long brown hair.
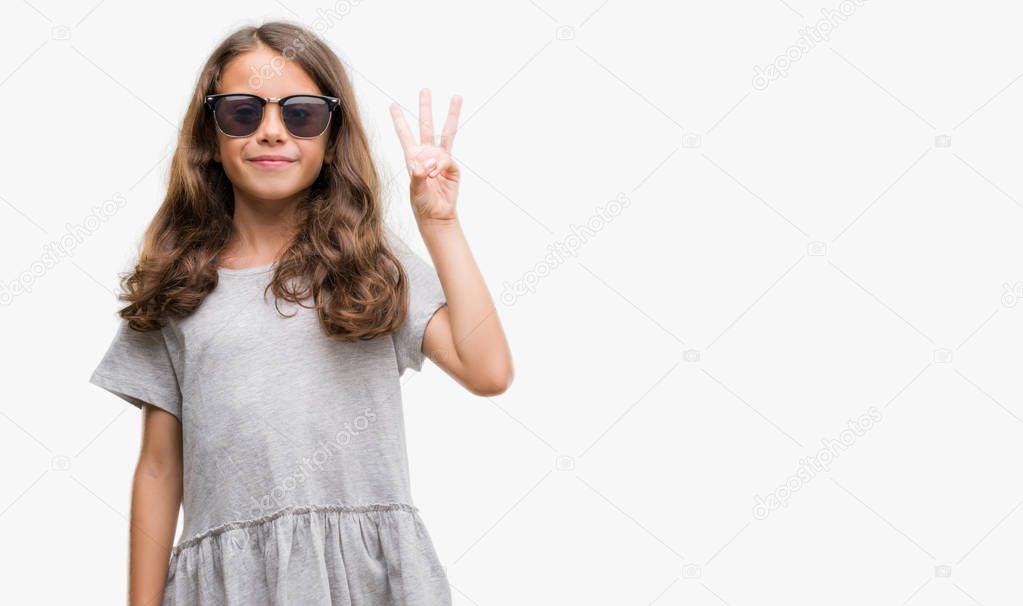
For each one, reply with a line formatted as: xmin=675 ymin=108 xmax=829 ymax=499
xmin=117 ymin=21 xmax=413 ymax=342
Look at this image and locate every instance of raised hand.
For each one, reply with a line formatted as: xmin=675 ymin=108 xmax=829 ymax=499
xmin=389 ymin=89 xmax=462 ymax=224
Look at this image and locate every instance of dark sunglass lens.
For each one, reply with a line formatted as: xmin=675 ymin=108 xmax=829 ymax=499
xmin=216 ymin=95 xmax=263 ymax=136
xmin=281 ymin=96 xmax=331 ymax=137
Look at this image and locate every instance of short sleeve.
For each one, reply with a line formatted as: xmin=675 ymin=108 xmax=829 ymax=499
xmin=88 ymin=318 xmax=183 ymax=420
xmin=385 ymin=227 xmax=448 ymax=376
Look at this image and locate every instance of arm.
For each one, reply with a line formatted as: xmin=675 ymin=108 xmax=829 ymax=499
xmin=129 ymin=404 xmax=182 ymax=606
xmin=390 ymin=89 xmax=514 ymax=396
xmin=419 ymin=218 xmax=514 ymax=396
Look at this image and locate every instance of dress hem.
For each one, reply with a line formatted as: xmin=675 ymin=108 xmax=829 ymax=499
xmin=171 ymin=502 xmax=420 ymax=556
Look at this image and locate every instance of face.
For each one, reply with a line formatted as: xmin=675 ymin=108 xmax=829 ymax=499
xmin=212 ymin=46 xmax=331 ymax=205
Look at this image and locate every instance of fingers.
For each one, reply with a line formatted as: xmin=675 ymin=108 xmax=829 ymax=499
xmin=439 ymin=95 xmax=462 ymax=152
xmin=419 ymin=88 xmax=434 ymax=146
xmin=389 ymin=102 xmax=416 ymax=165
xmin=410 ymin=149 xmax=454 ymax=180
xmin=395 ymin=90 xmax=462 ymax=177
xmin=422 ymin=154 xmax=449 ymax=178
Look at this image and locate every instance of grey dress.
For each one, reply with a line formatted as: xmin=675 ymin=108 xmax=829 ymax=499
xmin=88 ymin=228 xmax=452 ymax=605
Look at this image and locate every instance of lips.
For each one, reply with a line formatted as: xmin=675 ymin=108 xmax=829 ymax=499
xmin=247 ymin=156 xmax=296 ymax=170
xmin=247 ymin=156 xmax=295 ymax=162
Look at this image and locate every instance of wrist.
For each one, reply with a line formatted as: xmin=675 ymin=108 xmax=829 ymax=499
xmin=417 ymin=216 xmax=461 ymax=235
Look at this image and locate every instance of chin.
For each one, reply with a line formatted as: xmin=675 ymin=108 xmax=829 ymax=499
xmin=238 ymin=182 xmax=308 ymax=202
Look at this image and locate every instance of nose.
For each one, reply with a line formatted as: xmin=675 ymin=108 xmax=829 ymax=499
xmin=256 ymin=102 xmax=288 ymax=143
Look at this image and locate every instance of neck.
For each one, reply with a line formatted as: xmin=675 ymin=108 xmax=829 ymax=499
xmin=222 ymin=187 xmax=307 ymax=265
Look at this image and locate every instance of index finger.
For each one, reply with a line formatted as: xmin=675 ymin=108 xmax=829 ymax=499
xmin=388 ymin=102 xmax=416 ymax=162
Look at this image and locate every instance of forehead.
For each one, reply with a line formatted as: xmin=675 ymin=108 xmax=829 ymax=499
xmin=217 ymin=46 xmax=322 ymax=96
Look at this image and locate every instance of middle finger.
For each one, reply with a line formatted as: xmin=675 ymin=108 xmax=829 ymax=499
xmin=419 ymin=88 xmax=434 ymax=146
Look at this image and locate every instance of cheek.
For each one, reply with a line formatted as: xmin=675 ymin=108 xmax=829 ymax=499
xmin=215 ymin=137 xmax=241 ymax=165
xmin=298 ymin=142 xmax=328 ymax=175
xmin=299 ymin=140 xmax=327 ymax=164
xmin=216 ymin=142 xmax=253 ymax=186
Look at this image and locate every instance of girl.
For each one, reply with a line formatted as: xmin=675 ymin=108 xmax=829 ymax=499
xmin=88 ymin=21 xmax=513 ymax=606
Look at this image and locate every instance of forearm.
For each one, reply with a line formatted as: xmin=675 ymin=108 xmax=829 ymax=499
xmin=419 ymin=218 xmax=512 ymax=386
xmin=128 ymin=460 xmax=182 ymax=606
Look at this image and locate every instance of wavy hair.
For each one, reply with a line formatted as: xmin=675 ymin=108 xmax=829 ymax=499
xmin=116 ymin=21 xmax=415 ymax=342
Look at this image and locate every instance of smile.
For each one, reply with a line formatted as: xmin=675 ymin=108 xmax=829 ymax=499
xmin=247 ymin=159 xmax=296 ymax=169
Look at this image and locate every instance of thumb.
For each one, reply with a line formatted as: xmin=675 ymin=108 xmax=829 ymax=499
xmin=409 ymin=158 xmax=429 ymax=181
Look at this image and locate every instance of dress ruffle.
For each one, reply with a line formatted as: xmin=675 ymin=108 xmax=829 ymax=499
xmin=163 ymin=503 xmax=452 ymax=606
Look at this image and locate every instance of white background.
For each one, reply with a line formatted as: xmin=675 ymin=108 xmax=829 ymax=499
xmin=2 ymin=0 xmax=1022 ymax=604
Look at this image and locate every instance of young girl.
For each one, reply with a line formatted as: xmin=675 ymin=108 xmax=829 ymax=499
xmin=88 ymin=21 xmax=512 ymax=606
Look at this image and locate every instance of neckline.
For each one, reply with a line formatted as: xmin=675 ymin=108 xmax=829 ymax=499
xmin=217 ymin=260 xmax=278 ymax=276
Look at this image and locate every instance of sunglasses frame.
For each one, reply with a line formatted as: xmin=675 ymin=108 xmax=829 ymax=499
xmin=204 ymin=92 xmax=341 ymax=139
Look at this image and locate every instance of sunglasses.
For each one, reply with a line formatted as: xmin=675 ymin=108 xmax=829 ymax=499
xmin=204 ymin=93 xmax=341 ymax=139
